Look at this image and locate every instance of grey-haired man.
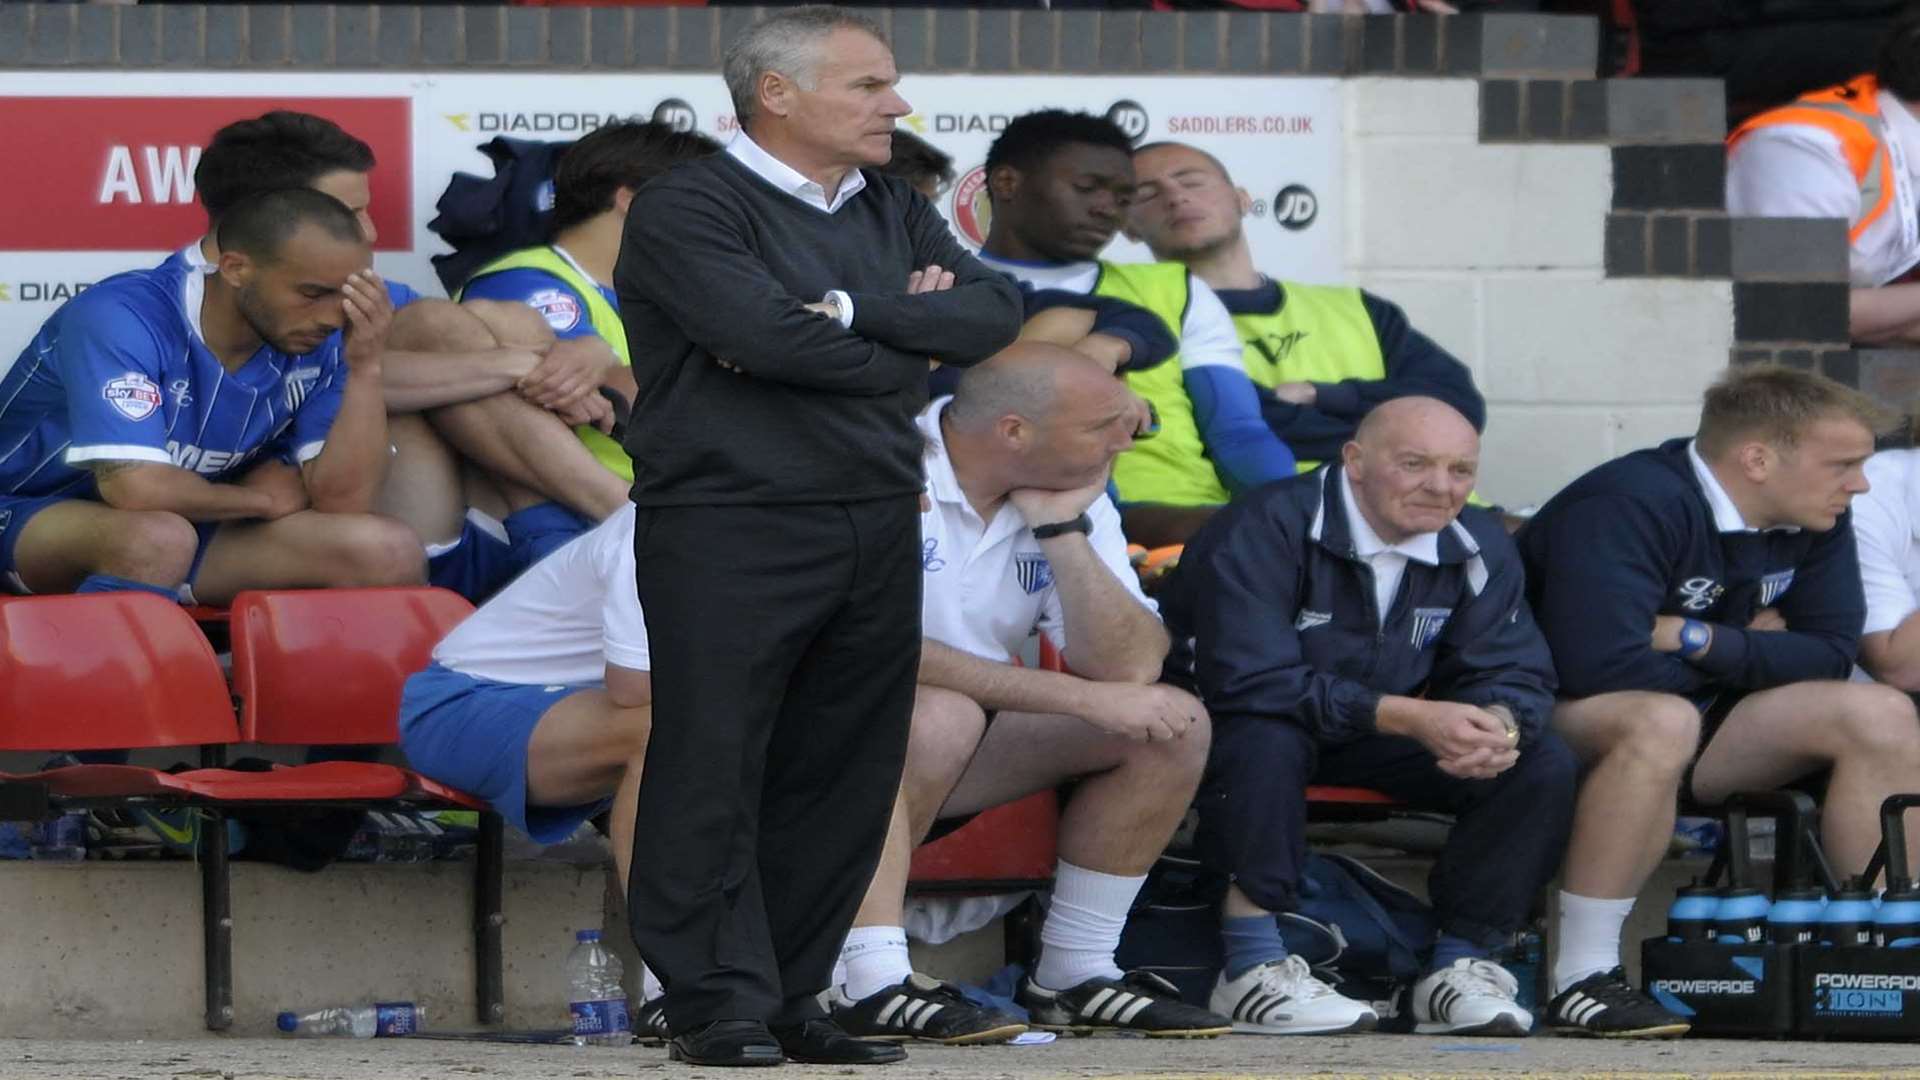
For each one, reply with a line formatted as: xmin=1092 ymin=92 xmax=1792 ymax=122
xmin=612 ymin=5 xmax=1023 ymax=1067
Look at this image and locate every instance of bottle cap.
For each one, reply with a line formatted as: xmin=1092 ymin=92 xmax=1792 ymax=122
xmin=276 ymin=1012 xmax=299 ymax=1033
xmin=576 ymin=929 xmax=601 ymax=943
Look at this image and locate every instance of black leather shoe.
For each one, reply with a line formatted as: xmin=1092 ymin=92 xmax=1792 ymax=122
xmin=773 ymin=1018 xmax=908 ymax=1065
xmin=669 ymin=1019 xmax=785 ymax=1067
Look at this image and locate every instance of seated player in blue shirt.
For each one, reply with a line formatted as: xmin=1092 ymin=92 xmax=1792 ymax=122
xmin=183 ymin=112 xmax=627 ymax=599
xmin=456 ymin=120 xmax=718 ymax=485
xmin=0 ymin=188 xmax=422 ymax=603
xmin=1518 ymin=365 xmax=1920 ymax=1037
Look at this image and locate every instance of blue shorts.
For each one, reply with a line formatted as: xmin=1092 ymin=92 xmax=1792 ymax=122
xmin=426 ymin=515 xmax=520 ymax=603
xmin=398 ymin=662 xmax=606 ymax=843
xmin=0 ymin=492 xmax=215 ymax=598
xmin=425 ymin=504 xmax=593 ymax=604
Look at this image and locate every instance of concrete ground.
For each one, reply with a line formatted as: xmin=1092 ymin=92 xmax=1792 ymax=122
xmin=7 ymin=1033 xmax=1920 ymax=1080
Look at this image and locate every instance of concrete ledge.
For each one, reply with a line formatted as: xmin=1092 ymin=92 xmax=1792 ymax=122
xmin=0 ymin=859 xmax=604 ymax=1037
xmin=0 ymin=5 xmax=1602 ymax=77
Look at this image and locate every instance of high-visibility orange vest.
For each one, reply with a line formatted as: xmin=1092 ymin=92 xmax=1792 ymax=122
xmin=1729 ymin=74 xmax=1895 ymax=244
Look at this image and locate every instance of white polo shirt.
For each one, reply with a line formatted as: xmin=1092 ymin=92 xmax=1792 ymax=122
xmin=918 ymin=399 xmax=1157 ymax=662
xmin=1727 ymin=88 xmax=1920 ymax=287
xmin=1853 ymin=449 xmax=1920 ymax=636
xmin=432 ymin=505 xmax=651 ymax=685
xmin=1339 ymin=468 xmax=1438 ymax=626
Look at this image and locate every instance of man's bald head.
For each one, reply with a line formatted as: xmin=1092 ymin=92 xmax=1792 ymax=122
xmin=1353 ymin=396 xmax=1479 ymax=452
xmin=948 ymin=340 xmax=1120 ymax=432
xmin=945 ymin=341 xmax=1140 ymax=493
xmin=1344 ymin=396 xmax=1480 ymax=543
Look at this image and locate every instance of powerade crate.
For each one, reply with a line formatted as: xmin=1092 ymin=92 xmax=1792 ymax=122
xmin=1640 ymin=940 xmax=1796 ymax=1038
xmin=1793 ymin=946 xmax=1920 ymax=1039
xmin=1792 ymin=792 xmax=1920 ymax=1039
xmin=1638 ymin=792 xmax=1817 ymax=1039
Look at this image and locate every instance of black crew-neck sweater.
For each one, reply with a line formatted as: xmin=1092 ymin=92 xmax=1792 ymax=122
xmin=614 ymin=153 xmax=1022 ymax=507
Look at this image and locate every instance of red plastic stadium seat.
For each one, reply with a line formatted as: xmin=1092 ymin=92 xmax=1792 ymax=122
xmin=909 ymin=793 xmax=1059 ymax=889
xmin=230 ymin=587 xmax=474 ymax=746
xmin=29 ymin=760 xmax=413 ymax=802
xmin=0 ymin=593 xmax=237 ymax=752
xmin=0 ymin=590 xmax=504 ymax=1035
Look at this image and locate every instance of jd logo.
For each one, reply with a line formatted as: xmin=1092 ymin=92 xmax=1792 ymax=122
xmin=1274 ymin=185 xmax=1318 ymax=231
xmin=1106 ymin=100 xmax=1149 ymax=142
xmin=652 ymin=99 xmax=697 ymax=133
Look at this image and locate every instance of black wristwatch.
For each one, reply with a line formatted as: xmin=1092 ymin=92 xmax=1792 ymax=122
xmin=1030 ymin=512 xmax=1093 ymax=540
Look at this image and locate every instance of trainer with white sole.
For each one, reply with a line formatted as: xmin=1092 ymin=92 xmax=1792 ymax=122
xmin=1162 ymin=397 xmax=1578 ymax=1038
xmin=827 ymin=344 xmax=1230 ymax=1043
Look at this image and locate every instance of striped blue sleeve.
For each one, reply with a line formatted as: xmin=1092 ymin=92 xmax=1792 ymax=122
xmin=59 ymin=293 xmax=175 ymax=468
xmin=286 ymin=348 xmax=350 ymax=464
xmin=461 ymin=268 xmax=602 ymax=342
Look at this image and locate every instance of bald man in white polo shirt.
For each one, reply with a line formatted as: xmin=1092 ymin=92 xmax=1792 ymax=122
xmin=826 ymin=342 xmax=1232 ymax=1045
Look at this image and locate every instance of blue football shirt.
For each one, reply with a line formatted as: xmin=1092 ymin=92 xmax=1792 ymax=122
xmin=0 ymin=261 xmax=350 ymax=499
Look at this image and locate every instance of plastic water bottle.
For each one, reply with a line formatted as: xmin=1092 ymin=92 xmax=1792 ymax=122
xmin=29 ymin=813 xmax=86 ymax=861
xmin=1714 ymin=887 xmax=1770 ymax=945
xmin=1821 ymin=886 xmax=1877 ymax=947
xmin=566 ymin=930 xmax=632 ymax=1047
xmin=1666 ymin=883 xmax=1719 ymax=942
xmin=1875 ymin=885 xmax=1920 ymax=947
xmin=1765 ymin=887 xmax=1825 ymax=945
xmin=276 ymin=1002 xmax=425 ymax=1038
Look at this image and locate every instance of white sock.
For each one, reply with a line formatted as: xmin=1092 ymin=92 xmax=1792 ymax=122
xmin=1034 ymin=861 xmax=1145 ymax=991
xmin=1552 ymin=891 xmax=1636 ymax=994
xmin=640 ymin=963 xmax=663 ymax=1003
xmin=839 ymin=925 xmax=913 ymax=1002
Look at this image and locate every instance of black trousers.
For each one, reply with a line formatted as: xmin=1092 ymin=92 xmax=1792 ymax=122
xmin=1198 ymin=718 xmax=1578 ymax=949
xmin=628 ymin=498 xmax=920 ymax=1031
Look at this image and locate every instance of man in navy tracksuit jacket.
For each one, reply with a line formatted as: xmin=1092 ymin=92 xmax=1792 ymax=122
xmin=1163 ymin=397 xmax=1576 ymax=1038
xmin=1518 ymin=365 xmax=1920 ymax=1039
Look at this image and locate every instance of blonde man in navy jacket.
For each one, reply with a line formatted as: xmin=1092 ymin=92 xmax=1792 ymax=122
xmin=1520 ymin=365 xmax=1918 ymax=1038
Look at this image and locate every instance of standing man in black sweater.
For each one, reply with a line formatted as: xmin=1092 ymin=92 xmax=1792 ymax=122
xmin=613 ymin=6 xmax=1022 ymax=1068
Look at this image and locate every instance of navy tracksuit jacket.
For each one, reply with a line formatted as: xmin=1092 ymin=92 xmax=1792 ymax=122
xmin=1162 ymin=466 xmax=1575 ymax=945
xmin=1517 ymin=437 xmax=1862 ymax=701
